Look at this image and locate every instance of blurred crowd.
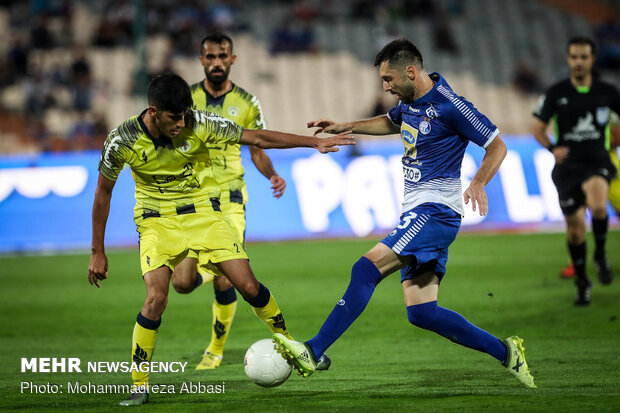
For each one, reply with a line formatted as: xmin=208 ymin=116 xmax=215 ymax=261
xmin=0 ymin=0 xmax=467 ymax=154
xmin=0 ymin=0 xmax=249 ymax=153
xmin=0 ymin=0 xmax=616 ymax=154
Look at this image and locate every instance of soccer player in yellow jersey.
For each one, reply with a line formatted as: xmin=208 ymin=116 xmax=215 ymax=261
xmin=87 ymin=73 xmax=354 ymax=406
xmin=189 ymin=32 xmax=286 ymax=370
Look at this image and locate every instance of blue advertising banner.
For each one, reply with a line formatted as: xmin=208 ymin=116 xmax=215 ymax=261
xmin=0 ymin=137 xmax=615 ymax=252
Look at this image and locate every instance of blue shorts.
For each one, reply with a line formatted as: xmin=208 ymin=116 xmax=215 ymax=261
xmin=380 ymin=203 xmax=461 ymax=283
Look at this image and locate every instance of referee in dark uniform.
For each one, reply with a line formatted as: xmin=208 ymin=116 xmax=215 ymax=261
xmin=533 ymin=36 xmax=620 ymax=306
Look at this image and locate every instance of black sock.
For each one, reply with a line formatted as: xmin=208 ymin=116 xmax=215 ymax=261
xmin=214 ymin=286 xmax=237 ymax=305
xmin=592 ymin=216 xmax=608 ymax=258
xmin=567 ymin=242 xmax=587 ymax=281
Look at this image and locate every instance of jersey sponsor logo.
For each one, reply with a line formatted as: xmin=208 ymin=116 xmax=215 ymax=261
xmin=178 ymin=140 xmax=191 ymax=152
xmin=403 ymin=165 xmax=421 ymax=182
xmin=557 ymin=97 xmax=568 ymax=105
xmin=402 ymin=127 xmax=415 ymax=144
xmin=409 ymin=107 xmax=420 ymax=113
xmin=596 ymin=107 xmax=610 ymax=126
xmin=419 ymin=120 xmax=431 ymax=135
xmin=228 ymin=106 xmax=239 ymax=117
xmin=564 ymin=112 xmax=600 ymax=142
xmin=425 ymin=104 xmax=438 ymax=118
xmin=401 ymin=122 xmax=419 ymax=158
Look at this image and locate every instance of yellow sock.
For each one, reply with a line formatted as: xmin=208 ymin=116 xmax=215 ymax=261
xmin=252 ymin=294 xmax=294 ymax=340
xmin=131 ymin=315 xmax=159 ymax=388
xmin=206 ymin=300 xmax=237 ymax=356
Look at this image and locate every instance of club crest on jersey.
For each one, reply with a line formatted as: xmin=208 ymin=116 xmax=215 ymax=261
xmin=596 ymin=107 xmax=610 ymax=126
xmin=178 ymin=140 xmax=191 ymax=152
xmin=228 ymin=106 xmax=239 ymax=117
xmin=419 ymin=120 xmax=431 ymax=135
xmin=425 ymin=104 xmax=438 ymax=118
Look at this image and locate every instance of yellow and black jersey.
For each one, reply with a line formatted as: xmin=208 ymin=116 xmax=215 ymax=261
xmin=190 ymin=81 xmax=265 ymax=197
xmin=98 ymin=109 xmax=243 ymax=222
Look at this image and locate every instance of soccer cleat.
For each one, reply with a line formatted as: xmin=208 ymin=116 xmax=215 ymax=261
xmin=272 ymin=333 xmax=316 ymax=378
xmin=574 ymin=278 xmax=592 ymax=306
xmin=502 ymin=336 xmax=536 ymax=388
xmin=560 ymin=262 xmax=575 ymax=278
xmin=593 ymin=255 xmax=613 ymax=285
xmin=196 ymin=351 xmax=223 ymax=370
xmin=119 ymin=391 xmax=149 ymax=406
xmin=316 ymin=353 xmax=331 ymax=371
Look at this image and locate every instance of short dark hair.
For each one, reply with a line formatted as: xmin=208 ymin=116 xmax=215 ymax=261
xmin=567 ymin=36 xmax=596 ymax=55
xmin=201 ymin=32 xmax=234 ymax=52
xmin=374 ymin=38 xmax=424 ymax=69
xmin=147 ymin=73 xmax=193 ymax=113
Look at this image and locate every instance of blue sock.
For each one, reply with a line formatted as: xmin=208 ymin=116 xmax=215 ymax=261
xmin=306 ymin=257 xmax=381 ymax=359
xmin=407 ymin=301 xmax=506 ymax=363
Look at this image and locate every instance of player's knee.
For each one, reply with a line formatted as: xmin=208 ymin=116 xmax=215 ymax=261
xmin=351 ymin=257 xmax=381 ymax=286
xmin=172 ymin=276 xmax=194 ymax=294
xmin=590 ymin=205 xmax=607 ymax=219
xmin=236 ymin=278 xmax=260 ymax=300
xmin=406 ymin=302 xmax=438 ymax=330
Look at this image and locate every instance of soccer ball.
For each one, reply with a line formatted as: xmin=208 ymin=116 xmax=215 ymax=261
xmin=244 ymin=339 xmax=292 ymax=388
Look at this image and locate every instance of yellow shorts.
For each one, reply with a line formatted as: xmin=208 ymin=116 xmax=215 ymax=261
xmin=136 ymin=209 xmax=247 ymax=277
xmin=609 ymin=149 xmax=620 ymax=212
xmin=187 ymin=192 xmax=247 ymax=280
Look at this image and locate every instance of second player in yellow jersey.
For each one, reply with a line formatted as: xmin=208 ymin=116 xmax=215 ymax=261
xmin=191 ymin=33 xmax=287 ymax=370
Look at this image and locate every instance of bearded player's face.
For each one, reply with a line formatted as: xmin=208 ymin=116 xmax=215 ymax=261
xmin=199 ymin=41 xmax=236 ymax=86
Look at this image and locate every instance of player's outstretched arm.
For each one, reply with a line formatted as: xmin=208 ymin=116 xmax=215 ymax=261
xmin=240 ymin=129 xmax=355 ymax=153
xmin=307 ymin=115 xmax=399 ymax=136
xmin=248 ymin=145 xmax=286 ymax=198
xmin=88 ymin=174 xmax=116 ymax=288
xmin=463 ymin=137 xmax=507 ymax=216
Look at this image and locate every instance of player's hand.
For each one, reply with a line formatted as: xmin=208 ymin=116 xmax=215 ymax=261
xmin=270 ymin=175 xmax=286 ymax=199
xmin=551 ymin=146 xmax=569 ymax=163
xmin=307 ymin=119 xmax=351 ymax=136
xmin=463 ymin=182 xmax=488 ymax=216
xmin=315 ymin=131 xmax=356 ymax=153
xmin=88 ymin=251 xmax=108 ymax=288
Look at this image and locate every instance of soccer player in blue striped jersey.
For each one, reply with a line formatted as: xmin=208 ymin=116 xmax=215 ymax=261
xmin=273 ymin=38 xmax=536 ymax=389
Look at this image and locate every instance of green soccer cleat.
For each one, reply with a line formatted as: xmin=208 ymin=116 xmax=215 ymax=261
xmin=196 ymin=351 xmax=223 ymax=370
xmin=503 ymin=336 xmax=537 ymax=388
xmin=272 ymin=333 xmax=316 ymax=378
xmin=119 ymin=391 xmax=149 ymax=406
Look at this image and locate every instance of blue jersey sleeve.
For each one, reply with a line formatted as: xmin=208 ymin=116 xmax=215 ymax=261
xmin=387 ymin=105 xmax=403 ymax=126
xmin=443 ymin=97 xmax=498 ymax=148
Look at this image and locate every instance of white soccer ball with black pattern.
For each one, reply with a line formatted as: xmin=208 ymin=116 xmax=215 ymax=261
xmin=244 ymin=339 xmax=292 ymax=388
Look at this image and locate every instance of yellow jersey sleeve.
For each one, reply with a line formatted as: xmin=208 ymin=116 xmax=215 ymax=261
xmin=245 ymin=95 xmax=266 ymax=130
xmin=98 ymin=119 xmax=139 ymax=181
xmin=191 ymin=109 xmax=244 ymax=146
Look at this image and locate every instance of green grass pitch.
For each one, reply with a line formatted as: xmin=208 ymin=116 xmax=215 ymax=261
xmin=1 ymin=231 xmax=619 ymax=412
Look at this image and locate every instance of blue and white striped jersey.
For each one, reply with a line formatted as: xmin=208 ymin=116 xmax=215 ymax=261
xmin=387 ymin=72 xmax=499 ymax=216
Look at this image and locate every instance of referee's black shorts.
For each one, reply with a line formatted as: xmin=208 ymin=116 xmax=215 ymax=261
xmin=551 ymin=159 xmax=617 ymax=216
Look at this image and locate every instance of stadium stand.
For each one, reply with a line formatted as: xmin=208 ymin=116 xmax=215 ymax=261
xmin=0 ymin=0 xmax=618 ymax=153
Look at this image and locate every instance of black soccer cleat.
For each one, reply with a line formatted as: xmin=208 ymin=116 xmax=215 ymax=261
xmin=574 ymin=278 xmax=592 ymax=306
xmin=593 ymin=255 xmax=613 ymax=285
